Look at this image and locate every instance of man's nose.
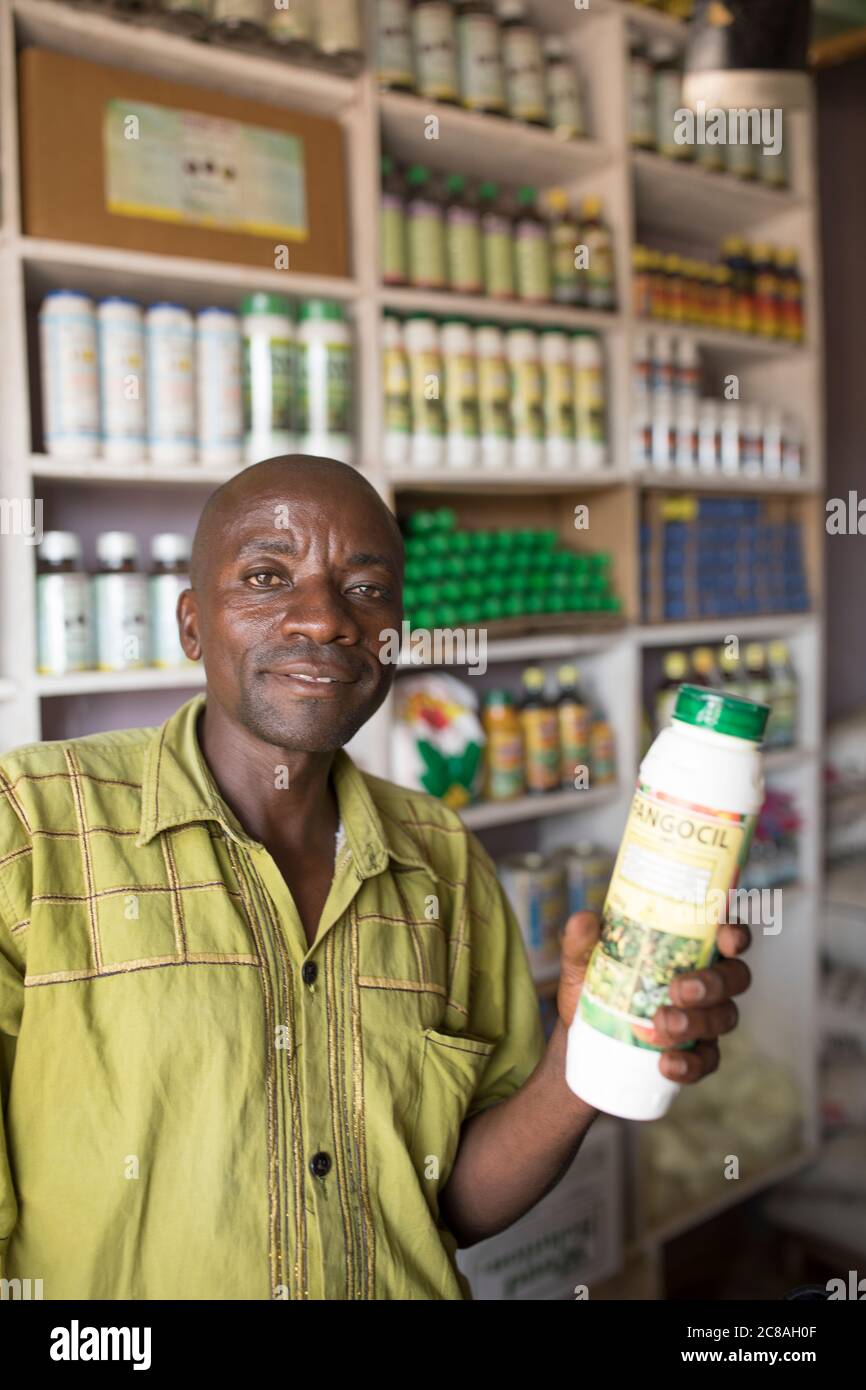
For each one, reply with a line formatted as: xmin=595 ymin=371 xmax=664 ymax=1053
xmin=276 ymin=577 xmax=361 ymax=644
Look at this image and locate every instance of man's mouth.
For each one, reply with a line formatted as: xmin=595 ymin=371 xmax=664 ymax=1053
xmin=262 ymin=663 xmax=360 ymax=689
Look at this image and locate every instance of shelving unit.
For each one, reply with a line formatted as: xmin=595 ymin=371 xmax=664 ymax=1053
xmin=0 ymin=0 xmax=826 ymax=1295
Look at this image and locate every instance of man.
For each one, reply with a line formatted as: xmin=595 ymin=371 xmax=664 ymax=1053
xmin=0 ymin=457 xmax=751 ymax=1300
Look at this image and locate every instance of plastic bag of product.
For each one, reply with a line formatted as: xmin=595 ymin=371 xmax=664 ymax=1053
xmin=391 ymin=673 xmax=484 ymax=809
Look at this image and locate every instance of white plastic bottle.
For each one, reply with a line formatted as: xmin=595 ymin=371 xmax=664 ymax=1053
xmin=36 ymin=531 xmax=92 ymax=675
xmin=39 ymin=291 xmax=100 ymax=459
xmin=541 ymin=329 xmax=575 ymax=471
xmin=441 ymin=318 xmax=480 ymax=469
xmin=382 ymin=312 xmax=412 ymax=469
xmin=149 ymin=533 xmax=192 ymax=669
xmin=242 ymin=292 xmax=295 ymax=464
xmin=720 ymin=398 xmax=742 ymax=476
xmin=145 ymin=303 xmax=195 ymax=465
xmin=697 ymin=398 xmax=720 ymax=474
xmin=296 ymin=300 xmax=354 ymax=465
xmin=92 ymin=531 xmax=149 ymax=671
xmin=196 ymin=307 xmax=242 ymax=468
xmin=475 ymin=324 xmax=511 ymax=470
xmin=573 ymin=331 xmax=606 ymax=470
xmin=567 ymin=684 xmax=769 ymax=1121
xmin=506 ymin=326 xmax=544 ymax=471
xmin=97 ymin=297 xmax=146 ymax=463
xmin=405 ymin=314 xmax=445 ymax=468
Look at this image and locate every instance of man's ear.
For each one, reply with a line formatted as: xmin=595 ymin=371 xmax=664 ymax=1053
xmin=177 ymin=588 xmax=202 ymax=662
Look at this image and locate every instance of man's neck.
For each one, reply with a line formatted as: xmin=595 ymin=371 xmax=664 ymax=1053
xmin=196 ymin=697 xmax=339 ymax=853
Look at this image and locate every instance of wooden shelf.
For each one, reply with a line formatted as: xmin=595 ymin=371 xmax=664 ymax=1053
xmin=636 ymin=470 xmax=820 ymax=494
xmin=30 ymin=454 xmax=241 ymax=487
xmin=633 ymin=318 xmax=810 ymax=360
xmin=388 ymin=467 xmax=624 ymax=492
xmin=638 ymin=613 xmax=818 ymax=646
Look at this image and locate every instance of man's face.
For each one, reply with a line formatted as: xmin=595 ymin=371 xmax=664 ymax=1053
xmin=181 ymin=482 xmax=403 ymax=752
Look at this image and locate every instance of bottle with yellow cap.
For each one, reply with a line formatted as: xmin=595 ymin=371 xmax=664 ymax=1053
xmin=691 ymin=645 xmax=721 ymax=688
xmin=722 ymin=237 xmax=755 ymax=335
xmin=718 ymin=644 xmax=746 ymax=696
xmin=633 ymin=245 xmax=653 ymax=319
xmin=546 ymin=188 xmax=582 ymax=306
xmin=519 ymin=666 xmax=560 ymax=794
xmin=664 ymin=253 xmax=685 ymax=322
xmin=744 ymin=642 xmax=771 ymax=708
xmin=766 ymin=640 xmax=798 ymax=749
xmin=555 ymin=663 xmax=592 ymax=789
xmin=777 ymin=248 xmax=805 ymax=344
xmin=655 ymin=650 xmax=689 ymax=732
xmin=581 ymin=196 xmax=616 ymax=311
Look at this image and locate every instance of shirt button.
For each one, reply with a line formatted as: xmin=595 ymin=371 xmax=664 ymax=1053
xmin=302 ymin=961 xmax=318 ymax=986
xmin=310 ymin=1151 xmax=331 ymax=1179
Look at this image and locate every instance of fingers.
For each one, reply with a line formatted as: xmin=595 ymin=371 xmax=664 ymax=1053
xmin=659 ymin=1039 xmax=720 ymax=1084
xmin=650 ymin=998 xmax=739 ymax=1046
xmin=716 ymin=921 xmax=752 ymax=958
xmin=559 ymin=911 xmax=600 ymax=965
xmin=669 ymin=956 xmax=752 ymax=1007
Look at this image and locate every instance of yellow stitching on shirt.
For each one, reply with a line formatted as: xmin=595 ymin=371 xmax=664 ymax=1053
xmin=0 ymin=765 xmax=32 ymax=833
xmin=5 ymin=770 xmax=141 ymax=791
xmin=226 ymin=840 xmax=281 ymax=1300
xmin=390 ymin=869 xmax=426 ymax=987
xmin=350 ymin=902 xmax=376 ymax=1297
xmin=10 ymin=919 xmax=30 ymax=936
xmin=32 ymin=881 xmax=242 ymax=902
xmin=325 ymin=929 xmax=356 ymax=1302
xmin=64 ymin=748 xmax=102 ymax=973
xmin=160 ymin=831 xmax=188 ymax=960
xmin=0 ymin=845 xmax=32 ymax=868
xmin=24 ymin=953 xmax=261 ymax=985
xmin=358 ymin=977 xmax=447 ymax=996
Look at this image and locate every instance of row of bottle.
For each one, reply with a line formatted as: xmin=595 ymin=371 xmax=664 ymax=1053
xmin=632 ymin=239 xmax=805 ymax=342
xmin=633 ymin=395 xmax=804 ymax=479
xmin=382 ymin=163 xmax=617 ymax=310
xmin=36 ymin=531 xmax=192 ymax=675
xmin=384 ymin=314 xmax=607 ymax=471
xmin=649 ymin=642 xmax=798 ymax=750
xmin=499 ymin=842 xmax=614 ymax=975
xmin=481 ymin=665 xmax=616 ymax=801
xmin=629 ymin=37 xmax=789 ymax=188
xmin=39 ymin=291 xmax=354 ymax=467
xmin=621 ymin=0 xmax=692 ymax=15
xmin=377 ymin=0 xmax=587 ymax=137
xmin=88 ymin=0 xmax=366 ymax=71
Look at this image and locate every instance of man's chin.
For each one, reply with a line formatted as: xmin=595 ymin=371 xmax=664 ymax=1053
xmin=237 ymin=695 xmax=373 ymax=754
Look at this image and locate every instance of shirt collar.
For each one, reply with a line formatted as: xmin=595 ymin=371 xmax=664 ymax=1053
xmin=137 ymin=694 xmax=430 ymax=880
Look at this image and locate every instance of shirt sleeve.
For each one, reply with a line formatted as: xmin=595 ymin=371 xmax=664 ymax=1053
xmin=463 ymin=839 xmax=548 ymax=1119
xmin=0 ymin=772 xmax=29 ymax=1277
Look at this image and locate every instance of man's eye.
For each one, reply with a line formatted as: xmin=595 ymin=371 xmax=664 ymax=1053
xmin=349 ymin=583 xmax=386 ymax=597
xmin=247 ymin=572 xmax=282 ymax=588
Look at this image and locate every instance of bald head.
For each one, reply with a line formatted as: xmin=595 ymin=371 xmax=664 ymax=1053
xmin=190 ymin=455 xmax=403 ymax=589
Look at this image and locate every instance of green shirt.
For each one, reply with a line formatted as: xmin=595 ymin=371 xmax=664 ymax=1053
xmin=0 ymin=694 xmax=545 ymax=1300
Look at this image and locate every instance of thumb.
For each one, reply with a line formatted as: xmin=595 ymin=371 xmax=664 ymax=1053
xmin=559 ymin=911 xmax=601 ymax=990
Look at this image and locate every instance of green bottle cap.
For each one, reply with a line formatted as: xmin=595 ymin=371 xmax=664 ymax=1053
xmin=241 ymin=292 xmax=293 ymax=317
xmin=414 ymin=608 xmax=435 ymax=630
xmin=439 ymin=603 xmax=460 ymax=626
xmin=673 ymin=685 xmax=770 ymax=742
xmin=478 ymin=180 xmax=499 ymax=201
xmin=435 ymin=508 xmax=457 ymax=530
xmin=298 ymin=299 xmax=344 ymax=322
xmin=445 ymin=173 xmax=466 ymax=195
xmin=482 ymin=596 xmax=504 ymax=621
xmin=484 ymin=689 xmax=514 ymax=706
xmin=517 ymin=186 xmax=538 ymax=206
xmin=406 ymin=164 xmax=430 ymax=187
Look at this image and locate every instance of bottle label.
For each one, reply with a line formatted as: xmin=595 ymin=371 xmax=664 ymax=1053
xmin=574 ymin=365 xmax=605 ymax=445
xmin=515 ymin=223 xmax=551 ymax=302
xmin=503 ymin=30 xmax=547 ymax=122
xmin=654 ymin=71 xmax=683 ymax=157
xmin=481 ymin=217 xmax=515 ymax=298
xmin=42 ymin=313 xmax=100 ymax=445
xmin=408 ymin=202 xmax=447 ymax=288
xmin=149 ymin=572 xmax=191 ymax=668
xmin=244 ymin=335 xmax=294 ymax=438
xmin=381 ymin=195 xmax=407 ymax=283
xmin=584 ymin=230 xmax=614 ymax=308
xmin=444 ymin=352 xmax=480 ymax=439
xmin=520 ymin=708 xmax=560 ymax=792
xmin=579 ymin=781 xmax=757 ymax=1050
xmin=485 ymin=728 xmax=525 ymax=800
xmin=148 ymin=326 xmax=195 ymax=445
xmin=458 ymin=14 xmax=505 ymax=111
xmin=99 ymin=322 xmax=146 ymax=445
xmin=296 ymin=342 xmax=352 ymax=437
xmin=558 ymin=702 xmax=591 ymax=780
xmin=544 ymin=361 xmax=575 ymax=441
xmin=377 ymin=0 xmax=414 ymax=86
xmin=413 ymin=5 xmax=459 ymax=101
xmin=198 ymin=327 xmax=242 ymax=448
xmin=94 ymin=573 xmax=148 ymax=670
xmin=37 ymin=573 xmax=91 ymax=674
xmin=383 ymin=347 xmax=411 ymax=435
xmin=510 ymin=359 xmax=544 ymax=441
xmin=409 ymin=350 xmax=445 ymax=436
xmin=446 ymin=209 xmax=483 ymax=293
xmin=478 ymin=355 xmax=511 ymax=438
xmin=548 ymin=64 xmax=583 ymax=137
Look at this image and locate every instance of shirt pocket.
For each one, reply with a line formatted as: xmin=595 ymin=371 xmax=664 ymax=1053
xmin=411 ymin=1028 xmax=497 ymax=1193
